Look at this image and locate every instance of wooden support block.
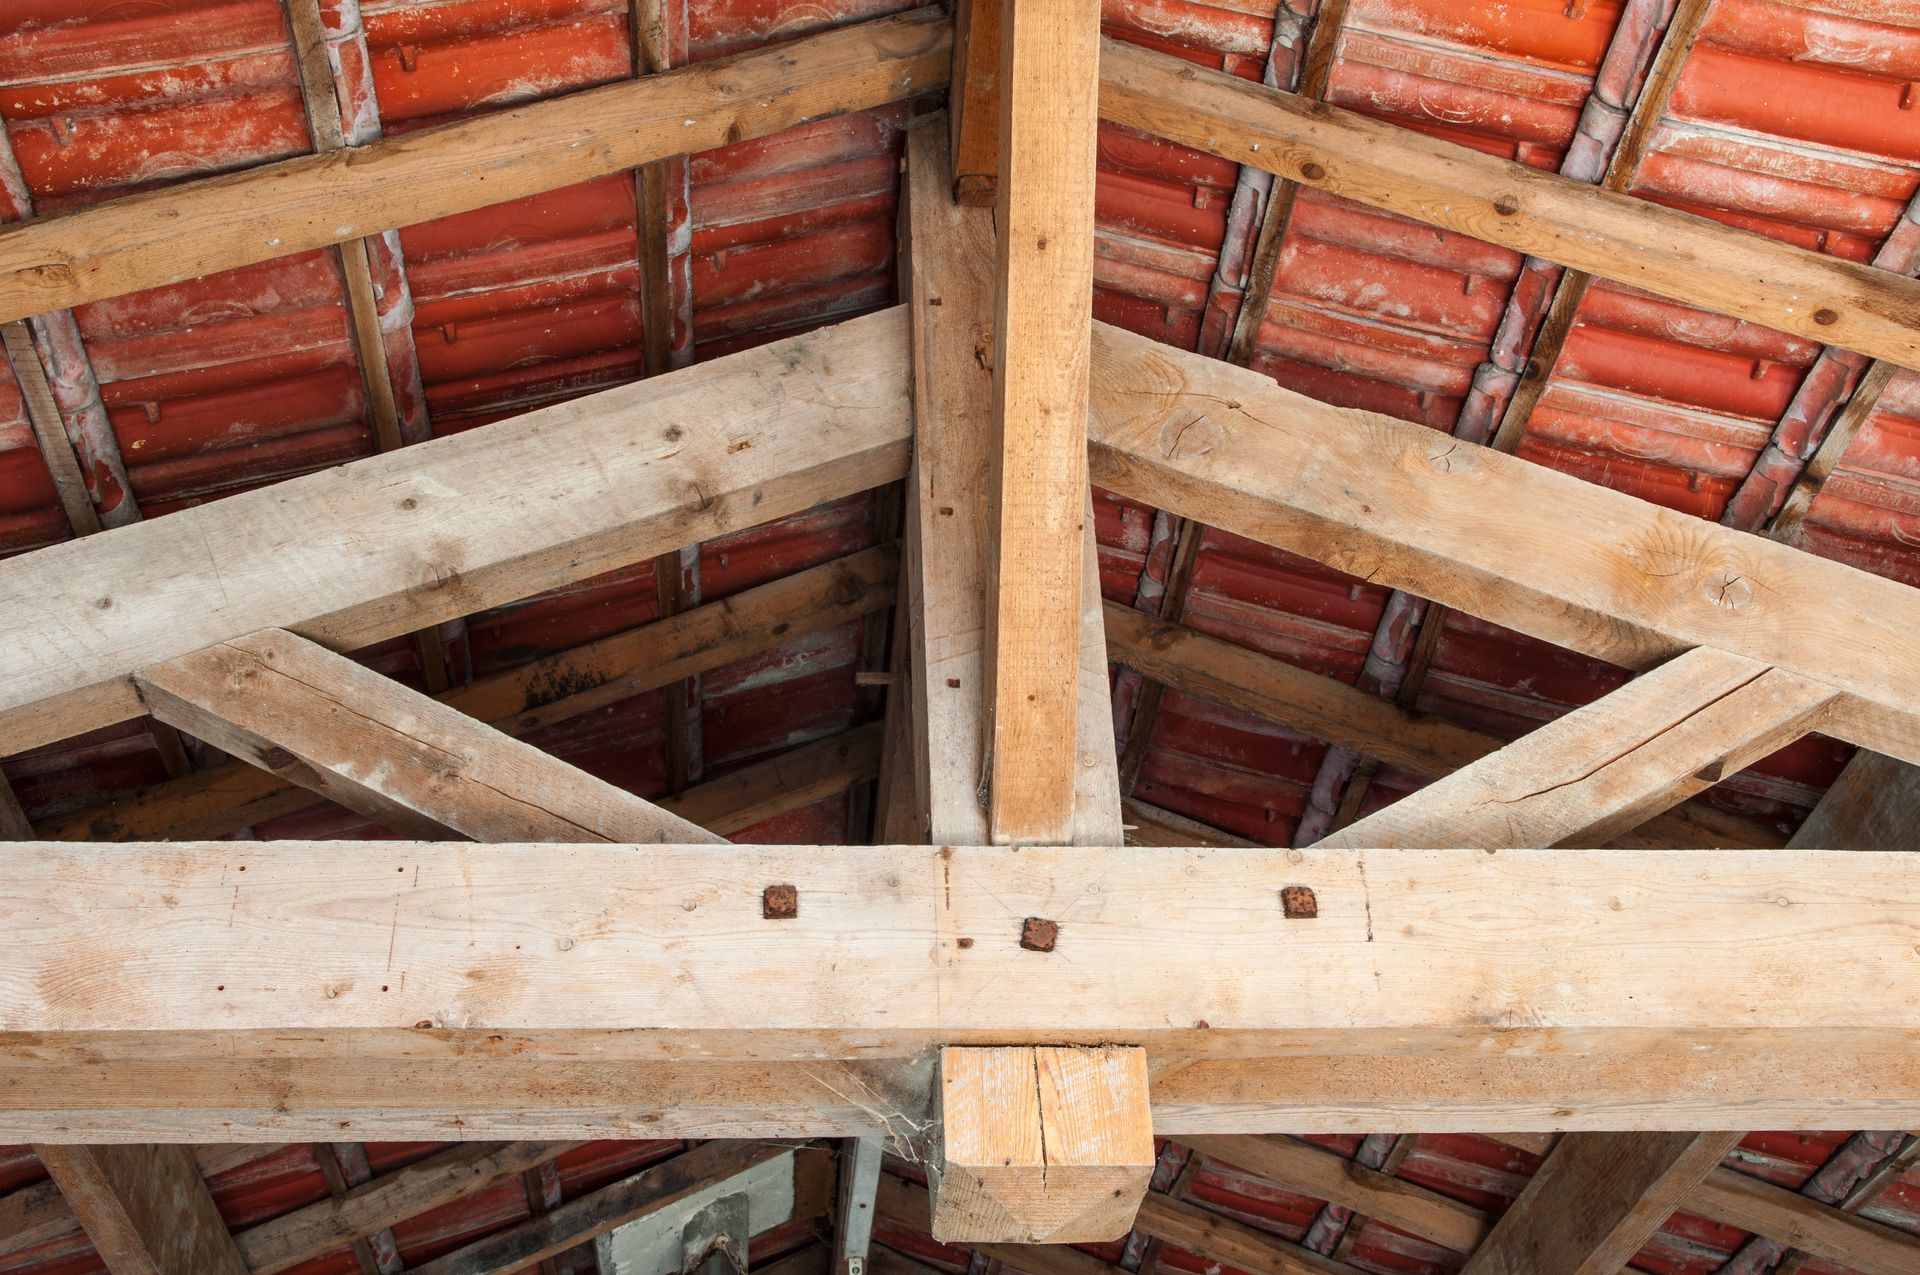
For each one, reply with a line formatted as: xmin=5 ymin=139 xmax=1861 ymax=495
xmin=930 ymin=1046 xmax=1152 ymax=1243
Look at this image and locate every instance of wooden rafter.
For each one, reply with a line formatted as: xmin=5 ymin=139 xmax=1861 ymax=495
xmin=1097 ymin=40 xmax=1920 ymax=371
xmin=0 ymin=14 xmax=948 ymax=326
xmin=1319 ymin=647 xmax=1836 ymax=850
xmin=0 ymin=309 xmax=911 ymax=756
xmin=1457 ymin=1132 xmax=1742 ymax=1275
xmin=1104 ymin=603 xmax=1785 ymax=848
xmin=32 ymin=1145 xmax=247 ymax=1275
xmin=135 ymin=629 xmax=719 ymax=843
xmin=37 ymin=547 xmax=895 ymax=841
xmin=1086 ymin=321 xmax=1920 ymax=765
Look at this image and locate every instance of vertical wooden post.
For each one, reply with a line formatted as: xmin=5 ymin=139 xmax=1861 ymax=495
xmin=985 ymin=0 xmax=1102 ymax=844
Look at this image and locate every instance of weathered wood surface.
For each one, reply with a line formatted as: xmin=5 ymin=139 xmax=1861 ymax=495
xmin=136 ymin=630 xmax=718 ymax=843
xmin=0 ymin=309 xmax=911 ymax=755
xmin=983 ymin=6 xmax=1104 ymax=842
xmin=899 ymin=118 xmax=1118 ymax=846
xmin=1098 ymin=39 xmax=1920 ymax=371
xmin=1457 ymin=1132 xmax=1741 ymax=1275
xmin=32 ymin=1144 xmax=248 ymax=1275
xmin=1086 ymin=321 xmax=1920 ymax=765
xmin=0 ymin=14 xmax=949 ymax=324
xmin=930 ymin=1046 xmax=1152 ymax=1242
xmin=1322 ymin=648 xmax=1834 ymax=850
xmin=4 ymin=842 xmax=1918 ymax=1142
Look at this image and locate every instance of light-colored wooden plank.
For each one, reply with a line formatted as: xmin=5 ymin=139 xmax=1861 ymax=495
xmin=1086 ymin=320 xmax=1920 ymax=765
xmin=1458 ymin=1132 xmax=1741 ymax=1275
xmin=0 ymin=15 xmax=947 ymax=325
xmin=1106 ymin=605 xmax=1782 ymax=848
xmin=135 ymin=629 xmax=717 ymax=843
xmin=1097 ymin=41 xmax=1920 ymax=371
xmin=899 ymin=118 xmax=1118 ymax=847
xmin=930 ymin=1046 xmax=1152 ymax=1243
xmin=1321 ymin=648 xmax=1835 ymax=850
xmin=984 ymin=0 xmax=1101 ymax=843
xmin=1788 ymin=748 xmax=1920 ymax=850
xmin=6 ymin=842 xmax=1920 ymax=1139
xmin=238 ymin=1142 xmax=578 ymax=1275
xmin=0 ymin=308 xmax=911 ymax=755
xmin=33 ymin=1144 xmax=247 ymax=1275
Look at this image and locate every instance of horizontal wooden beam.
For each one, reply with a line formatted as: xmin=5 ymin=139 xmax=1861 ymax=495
xmin=1086 ymin=321 xmax=1920 ymax=766
xmin=0 ymin=308 xmax=911 ymax=755
xmin=4 ymin=842 xmax=1919 ymax=1140
xmin=0 ymin=13 xmax=948 ymax=325
xmin=1098 ymin=39 xmax=1920 ymax=371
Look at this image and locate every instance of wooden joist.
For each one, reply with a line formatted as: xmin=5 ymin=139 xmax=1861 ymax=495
xmin=0 ymin=308 xmax=911 ymax=756
xmin=32 ymin=1145 xmax=247 ymax=1275
xmin=1086 ymin=321 xmax=1920 ymax=765
xmin=983 ymin=0 xmax=1103 ymax=843
xmin=899 ymin=118 xmax=1119 ymax=845
xmin=6 ymin=843 xmax=1920 ymax=1139
xmin=0 ymin=14 xmax=948 ymax=325
xmin=134 ymin=629 xmax=718 ymax=843
xmin=1320 ymin=648 xmax=1835 ymax=850
xmin=238 ymin=1142 xmax=579 ymax=1275
xmin=1457 ymin=1133 xmax=1742 ymax=1275
xmin=1097 ymin=39 xmax=1920 ymax=371
xmin=1189 ymin=1135 xmax=1920 ymax=1275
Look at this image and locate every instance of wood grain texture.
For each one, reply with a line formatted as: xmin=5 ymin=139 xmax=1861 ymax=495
xmin=1689 ymin=1162 xmax=1920 ymax=1275
xmin=1098 ymin=39 xmax=1920 ymax=371
xmin=1457 ymin=1132 xmax=1741 ymax=1275
xmin=984 ymin=0 xmax=1102 ymax=842
xmin=1321 ymin=648 xmax=1835 ymax=850
xmin=0 ymin=308 xmax=912 ymax=755
xmin=931 ymin=1046 xmax=1152 ymax=1243
xmin=238 ymin=1142 xmax=578 ymax=1275
xmin=1086 ymin=321 xmax=1920 ymax=765
xmin=1134 ymin=1190 xmax=1359 ymax=1275
xmin=1106 ymin=606 xmax=1783 ymax=848
xmin=136 ymin=630 xmax=718 ymax=843
xmin=1787 ymin=748 xmax=1920 ymax=850
xmin=5 ymin=843 xmax=1918 ymax=1108
xmin=900 ymin=118 xmax=1119 ymax=847
xmin=0 ymin=14 xmax=947 ymax=325
xmin=411 ymin=1141 xmax=793 ymax=1275
xmin=33 ymin=1144 xmax=247 ymax=1275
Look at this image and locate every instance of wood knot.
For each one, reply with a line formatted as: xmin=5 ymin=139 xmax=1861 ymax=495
xmin=1704 ymin=571 xmax=1754 ymax=611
